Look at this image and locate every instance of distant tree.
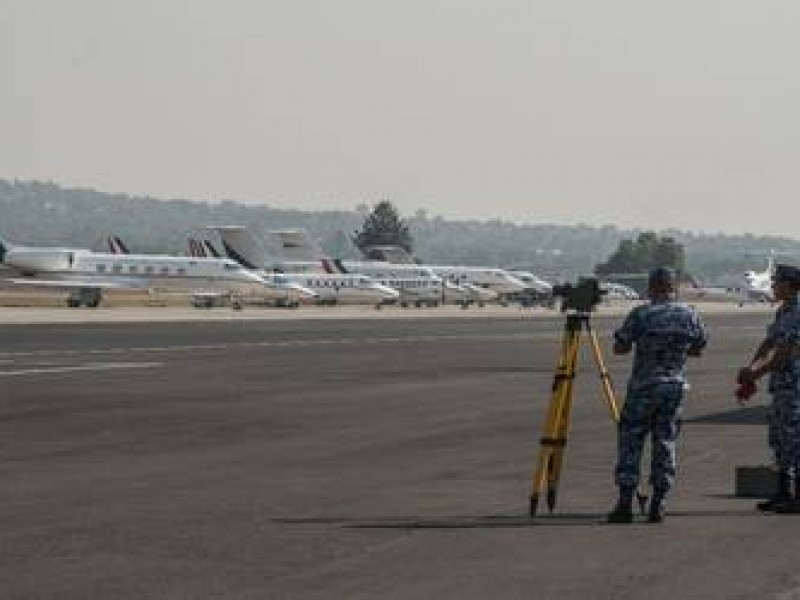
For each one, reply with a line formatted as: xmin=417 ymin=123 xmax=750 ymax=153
xmin=595 ymin=232 xmax=685 ymax=275
xmin=351 ymin=200 xmax=414 ymax=254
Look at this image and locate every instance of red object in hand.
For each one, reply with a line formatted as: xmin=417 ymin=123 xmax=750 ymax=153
xmin=736 ymin=380 xmax=757 ymax=402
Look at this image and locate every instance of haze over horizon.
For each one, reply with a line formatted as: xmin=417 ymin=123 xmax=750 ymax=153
xmin=5 ymin=1 xmax=800 ymax=237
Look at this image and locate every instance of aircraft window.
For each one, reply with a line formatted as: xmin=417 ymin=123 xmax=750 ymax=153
xmin=145 ymin=265 xmax=155 ymax=274
xmin=160 ymin=266 xmax=170 ymax=275
xmin=129 ymin=265 xmax=138 ymax=274
xmin=96 ymin=264 xmax=107 ymax=273
xmin=224 ymin=262 xmax=238 ymax=271
xmin=112 ymin=264 xmax=123 ymax=274
xmin=177 ymin=268 xmax=186 ymax=275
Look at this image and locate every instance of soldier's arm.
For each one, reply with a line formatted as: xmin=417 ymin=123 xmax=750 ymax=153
xmin=749 ymin=339 xmax=775 ymax=365
xmin=687 ymin=311 xmax=708 ymax=358
xmin=742 ymin=343 xmax=792 ymax=382
xmin=613 ymin=307 xmax=639 ymax=354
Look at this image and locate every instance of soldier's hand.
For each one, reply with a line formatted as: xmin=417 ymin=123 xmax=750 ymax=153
xmin=735 ymin=379 xmax=757 ymax=404
xmin=737 ymin=367 xmax=756 ymax=384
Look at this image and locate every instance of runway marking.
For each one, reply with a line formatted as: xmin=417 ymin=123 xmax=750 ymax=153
xmin=0 ymin=332 xmax=557 ymax=359
xmin=0 ymin=362 xmax=163 ymax=377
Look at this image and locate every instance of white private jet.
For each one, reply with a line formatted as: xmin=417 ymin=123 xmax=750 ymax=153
xmin=0 ymin=236 xmax=295 ymax=308
xmin=185 ymin=230 xmax=399 ymax=307
xmin=104 ymin=234 xmax=317 ymax=308
xmin=268 ymin=229 xmax=522 ymax=303
xmin=507 ymin=270 xmax=554 ymax=295
xmin=741 ymin=256 xmax=775 ymax=302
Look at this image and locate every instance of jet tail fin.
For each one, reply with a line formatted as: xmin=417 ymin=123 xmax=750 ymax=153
xmin=269 ymin=229 xmax=328 ymax=262
xmin=107 ymin=234 xmax=130 ymax=254
xmin=333 ymin=259 xmax=348 ymax=274
xmin=197 ymin=226 xmax=264 ymax=267
xmin=187 ymin=237 xmax=207 ymax=257
xmin=203 ymin=240 xmax=221 ymax=258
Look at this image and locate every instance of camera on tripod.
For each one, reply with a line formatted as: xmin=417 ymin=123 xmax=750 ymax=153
xmin=552 ymin=276 xmax=606 ymax=313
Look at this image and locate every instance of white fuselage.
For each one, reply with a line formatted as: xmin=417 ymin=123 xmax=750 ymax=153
xmin=268 ymin=272 xmax=399 ymax=305
xmin=431 ymin=266 xmax=527 ymax=295
xmin=2 ymin=245 xmax=289 ymax=300
xmin=442 ymin=280 xmax=470 ymax=304
xmin=742 ymin=270 xmax=773 ymax=302
xmin=461 ymin=282 xmax=499 ymax=303
xmin=370 ymin=275 xmax=444 ymax=305
xmin=507 ymin=270 xmax=553 ymax=295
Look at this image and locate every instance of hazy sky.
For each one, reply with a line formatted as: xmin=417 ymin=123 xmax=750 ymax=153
xmin=4 ymin=1 xmax=800 ymax=235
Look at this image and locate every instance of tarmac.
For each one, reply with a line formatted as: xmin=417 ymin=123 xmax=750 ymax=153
xmin=1 ymin=304 xmax=797 ymax=599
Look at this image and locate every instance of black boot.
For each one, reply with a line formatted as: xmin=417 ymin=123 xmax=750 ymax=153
xmin=607 ymin=487 xmax=635 ymax=523
xmin=756 ymin=471 xmax=791 ymax=512
xmin=773 ymin=473 xmax=800 ymax=514
xmin=647 ymin=489 xmax=667 ymax=523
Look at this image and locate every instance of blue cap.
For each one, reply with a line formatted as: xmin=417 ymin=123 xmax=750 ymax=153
xmin=648 ymin=267 xmax=676 ymax=287
xmin=774 ymin=264 xmax=800 ymax=284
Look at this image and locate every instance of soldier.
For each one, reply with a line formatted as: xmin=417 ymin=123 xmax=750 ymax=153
xmin=607 ymin=267 xmax=708 ymax=523
xmin=736 ymin=264 xmax=800 ymax=513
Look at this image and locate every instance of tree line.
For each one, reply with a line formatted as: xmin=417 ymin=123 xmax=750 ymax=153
xmin=1 ymin=179 xmax=797 ymax=281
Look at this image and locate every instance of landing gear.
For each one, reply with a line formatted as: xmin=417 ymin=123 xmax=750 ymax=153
xmin=67 ymin=287 xmax=102 ymax=308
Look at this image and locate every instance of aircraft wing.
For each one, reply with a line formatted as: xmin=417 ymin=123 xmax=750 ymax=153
xmin=9 ymin=278 xmax=147 ymax=290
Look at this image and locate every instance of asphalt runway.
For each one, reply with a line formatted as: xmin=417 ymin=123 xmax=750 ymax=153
xmin=1 ymin=311 xmax=798 ymax=599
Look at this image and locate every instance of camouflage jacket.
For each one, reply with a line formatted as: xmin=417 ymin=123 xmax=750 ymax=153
xmin=614 ymin=300 xmax=708 ymax=392
xmin=767 ymin=296 xmax=800 ymax=393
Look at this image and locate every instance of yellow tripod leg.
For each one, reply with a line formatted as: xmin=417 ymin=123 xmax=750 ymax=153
xmin=586 ymin=327 xmax=620 ymax=423
xmin=530 ymin=319 xmax=581 ymax=516
xmin=544 ymin=330 xmax=580 ymax=512
xmin=586 ymin=325 xmax=648 ymax=514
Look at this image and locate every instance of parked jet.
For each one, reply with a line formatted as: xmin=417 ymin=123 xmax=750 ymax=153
xmin=461 ymin=282 xmax=498 ymax=306
xmin=105 ymin=234 xmax=316 ymax=308
xmin=0 ymin=236 xmax=296 ymax=308
xmin=186 ymin=229 xmax=399 ymax=307
xmin=507 ymin=270 xmax=553 ymax=295
xmin=741 ymin=256 xmax=775 ymax=302
xmin=679 ymin=277 xmax=744 ymax=304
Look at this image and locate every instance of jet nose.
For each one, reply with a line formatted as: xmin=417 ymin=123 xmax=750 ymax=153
xmin=377 ymin=284 xmax=400 ymax=299
xmin=288 ymin=282 xmax=318 ymax=298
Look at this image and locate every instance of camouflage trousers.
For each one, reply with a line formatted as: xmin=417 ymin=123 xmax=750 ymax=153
xmin=769 ymin=391 xmax=800 ymax=475
xmin=614 ymin=382 xmax=684 ymax=492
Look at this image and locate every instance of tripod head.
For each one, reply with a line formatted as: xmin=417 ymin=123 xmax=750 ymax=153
xmin=552 ymin=276 xmax=606 ymax=313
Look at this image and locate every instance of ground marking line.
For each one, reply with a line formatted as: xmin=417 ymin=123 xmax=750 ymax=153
xmin=0 ymin=362 xmax=163 ymax=377
xmin=0 ymin=333 xmax=546 ymax=359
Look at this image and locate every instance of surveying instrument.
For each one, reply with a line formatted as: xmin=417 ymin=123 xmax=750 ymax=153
xmin=529 ymin=277 xmax=633 ymax=517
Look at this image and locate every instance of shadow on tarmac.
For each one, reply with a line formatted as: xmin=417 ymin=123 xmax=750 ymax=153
xmin=685 ymin=404 xmax=767 ymax=425
xmin=274 ymin=509 xmax=756 ymax=530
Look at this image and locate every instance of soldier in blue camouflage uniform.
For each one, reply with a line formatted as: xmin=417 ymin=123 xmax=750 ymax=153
xmin=608 ymin=267 xmax=708 ymax=523
xmin=737 ymin=264 xmax=800 ymax=512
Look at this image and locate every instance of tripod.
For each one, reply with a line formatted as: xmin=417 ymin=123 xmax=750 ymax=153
xmin=529 ymin=311 xmax=625 ymax=517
